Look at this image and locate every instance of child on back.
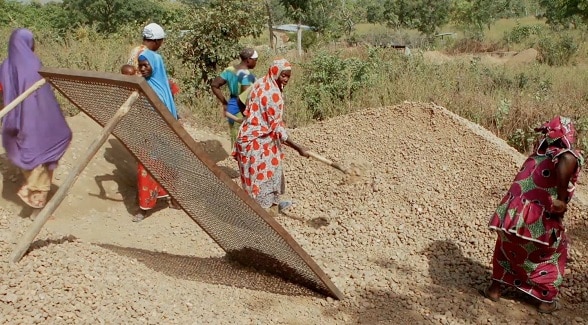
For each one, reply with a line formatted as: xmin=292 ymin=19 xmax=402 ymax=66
xmin=121 ymin=64 xmax=136 ymax=76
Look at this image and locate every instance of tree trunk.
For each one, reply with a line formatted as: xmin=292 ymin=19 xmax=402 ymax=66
xmin=265 ymin=0 xmax=275 ymax=50
xmin=297 ymin=21 xmax=303 ymax=57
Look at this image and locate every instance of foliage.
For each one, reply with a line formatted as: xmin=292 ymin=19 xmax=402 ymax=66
xmin=267 ymin=0 xmax=288 ymax=25
xmin=279 ymin=0 xmax=346 ymax=39
xmin=383 ymin=0 xmax=452 ymax=36
xmin=61 ymin=0 xmax=180 ymax=34
xmin=537 ymin=0 xmax=588 ymax=28
xmin=0 ymin=0 xmax=66 ymax=31
xmin=502 ymin=23 xmax=544 ymax=45
xmin=301 ymin=50 xmax=375 ymax=120
xmin=508 ymin=127 xmax=537 ymax=152
xmin=164 ymin=0 xmax=266 ymax=95
xmin=450 ymin=0 xmax=515 ymax=40
xmin=358 ymin=0 xmax=386 ymax=24
xmin=535 ymin=33 xmax=579 ymax=66
xmin=286 ymin=30 xmax=320 ymax=51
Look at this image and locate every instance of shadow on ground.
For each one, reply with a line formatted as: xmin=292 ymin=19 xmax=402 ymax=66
xmin=26 ymin=235 xmax=78 ymax=256
xmin=198 ymin=139 xmax=239 ymax=178
xmin=420 ymin=239 xmax=587 ymax=322
xmin=89 ymin=138 xmax=239 ymax=216
xmin=97 ymin=243 xmax=321 ymax=298
xmin=88 ymin=139 xmax=138 ymax=215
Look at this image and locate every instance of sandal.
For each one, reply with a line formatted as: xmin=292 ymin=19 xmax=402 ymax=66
xmin=167 ymin=198 xmax=181 ymax=210
xmin=478 ymin=287 xmax=500 ymax=302
xmin=132 ymin=211 xmax=146 ymax=222
xmin=278 ymin=201 xmax=294 ymax=214
xmin=17 ymin=186 xmax=46 ymax=209
xmin=537 ymin=301 xmax=560 ymax=314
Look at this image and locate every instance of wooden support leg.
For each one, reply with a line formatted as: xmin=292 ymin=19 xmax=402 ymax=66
xmin=0 ymin=79 xmax=46 ymax=119
xmin=9 ymin=91 xmax=140 ymax=263
xmin=29 ymin=209 xmax=41 ymax=221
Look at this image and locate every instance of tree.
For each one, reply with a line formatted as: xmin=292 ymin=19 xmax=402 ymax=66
xmin=537 ymin=0 xmax=588 ymax=28
xmin=383 ymin=0 xmax=452 ymax=36
xmin=166 ymin=0 xmax=266 ymax=93
xmin=268 ymin=0 xmax=288 ymax=25
xmin=280 ymin=0 xmax=347 ymax=55
xmin=450 ymin=0 xmax=513 ymax=39
xmin=61 ymin=0 xmax=171 ymax=33
xmin=357 ymin=0 xmax=386 ymax=24
xmin=280 ymin=0 xmax=314 ymax=55
xmin=0 ymin=0 xmax=41 ymax=28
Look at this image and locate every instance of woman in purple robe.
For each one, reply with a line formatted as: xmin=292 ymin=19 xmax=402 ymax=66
xmin=0 ymin=28 xmax=72 ymax=209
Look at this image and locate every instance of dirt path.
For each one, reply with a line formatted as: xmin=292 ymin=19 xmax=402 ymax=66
xmin=1 ymin=103 xmax=587 ymax=324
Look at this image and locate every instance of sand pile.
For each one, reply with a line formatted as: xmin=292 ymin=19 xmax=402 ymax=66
xmin=1 ymin=102 xmax=587 ymax=324
xmin=507 ymin=48 xmax=539 ymax=66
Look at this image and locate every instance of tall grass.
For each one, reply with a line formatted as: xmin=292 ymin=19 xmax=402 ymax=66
xmin=0 ymin=23 xmax=587 ymax=154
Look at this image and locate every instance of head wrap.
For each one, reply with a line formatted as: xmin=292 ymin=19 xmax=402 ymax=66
xmin=142 ymin=23 xmax=166 ymax=40
xmin=535 ymin=116 xmax=577 ymax=150
xmin=268 ymin=58 xmax=291 ymax=82
xmin=0 ymin=28 xmax=72 ymax=170
xmin=240 ymin=48 xmax=259 ymax=60
xmin=138 ymin=50 xmax=178 ymax=119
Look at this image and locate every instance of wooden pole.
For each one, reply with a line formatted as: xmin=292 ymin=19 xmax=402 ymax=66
xmin=224 ymin=111 xmax=242 ymax=123
xmin=265 ymin=0 xmax=275 ymax=50
xmin=9 ymin=91 xmax=140 ymax=263
xmin=297 ymin=22 xmax=303 ymax=57
xmin=0 ymin=79 xmax=46 ymax=120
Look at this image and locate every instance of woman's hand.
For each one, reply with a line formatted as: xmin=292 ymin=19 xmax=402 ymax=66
xmin=284 ymin=139 xmax=309 ymax=157
xmin=551 ymin=199 xmax=567 ymax=214
xmin=297 ymin=146 xmax=309 ymax=158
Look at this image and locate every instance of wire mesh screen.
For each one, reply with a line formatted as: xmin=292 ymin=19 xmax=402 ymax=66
xmin=38 ymin=68 xmax=342 ymax=299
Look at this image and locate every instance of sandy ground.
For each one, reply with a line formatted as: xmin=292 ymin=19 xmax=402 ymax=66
xmin=0 ymin=102 xmax=587 ymax=324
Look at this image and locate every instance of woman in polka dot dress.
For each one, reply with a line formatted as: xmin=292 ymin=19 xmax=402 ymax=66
xmin=481 ymin=116 xmax=584 ymax=313
xmin=232 ymin=58 xmax=308 ymax=212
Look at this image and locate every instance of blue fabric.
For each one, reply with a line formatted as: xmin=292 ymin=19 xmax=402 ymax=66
xmin=220 ymin=67 xmax=256 ymax=96
xmin=226 ymin=97 xmax=241 ymax=118
xmin=237 ymin=69 xmax=256 ymax=86
xmin=138 ymin=50 xmax=178 ymax=120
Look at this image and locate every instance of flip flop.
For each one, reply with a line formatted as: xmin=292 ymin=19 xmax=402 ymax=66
xmin=278 ymin=201 xmax=294 ymax=214
xmin=17 ymin=186 xmax=45 ymax=209
xmin=478 ymin=288 xmax=500 ymax=302
xmin=29 ymin=191 xmax=48 ymax=208
xmin=537 ymin=301 xmax=560 ymax=314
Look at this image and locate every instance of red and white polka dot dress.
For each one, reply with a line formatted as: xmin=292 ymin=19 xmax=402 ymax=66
xmin=232 ymin=59 xmax=291 ymax=208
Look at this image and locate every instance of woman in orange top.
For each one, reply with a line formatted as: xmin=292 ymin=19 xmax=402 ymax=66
xmin=232 ymin=58 xmax=308 ymax=213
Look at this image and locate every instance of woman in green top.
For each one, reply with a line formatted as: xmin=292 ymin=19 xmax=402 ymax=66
xmin=211 ymin=48 xmax=258 ymax=146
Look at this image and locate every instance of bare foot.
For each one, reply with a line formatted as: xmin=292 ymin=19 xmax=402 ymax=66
xmin=168 ymin=198 xmax=181 ymax=210
xmin=480 ymin=280 xmax=502 ymax=302
xmin=537 ymin=301 xmax=560 ymax=314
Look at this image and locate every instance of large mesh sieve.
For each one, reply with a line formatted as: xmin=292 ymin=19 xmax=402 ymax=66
xmin=39 ymin=68 xmax=343 ymax=299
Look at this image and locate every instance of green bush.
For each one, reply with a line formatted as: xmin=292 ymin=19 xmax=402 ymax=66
xmin=502 ymin=23 xmax=543 ymax=45
xmin=285 ymin=30 xmax=320 ymax=52
xmin=535 ymin=33 xmax=579 ymax=66
xmin=301 ymin=51 xmax=375 ymax=120
xmin=507 ymin=127 xmax=536 ymax=153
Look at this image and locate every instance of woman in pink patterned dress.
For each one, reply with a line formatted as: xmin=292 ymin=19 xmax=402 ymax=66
xmin=232 ymin=58 xmax=308 ymax=213
xmin=481 ymin=116 xmax=584 ymax=313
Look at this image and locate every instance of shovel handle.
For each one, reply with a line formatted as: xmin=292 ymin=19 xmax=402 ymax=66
xmin=306 ymin=150 xmax=333 ymax=165
xmin=306 ymin=150 xmax=347 ymax=173
xmin=225 ymin=112 xmax=242 ymax=123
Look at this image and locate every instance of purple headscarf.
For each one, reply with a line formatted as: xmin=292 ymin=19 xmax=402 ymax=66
xmin=0 ymin=28 xmax=72 ymax=170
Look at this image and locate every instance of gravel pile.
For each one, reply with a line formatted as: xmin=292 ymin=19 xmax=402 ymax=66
xmin=1 ymin=102 xmax=587 ymax=324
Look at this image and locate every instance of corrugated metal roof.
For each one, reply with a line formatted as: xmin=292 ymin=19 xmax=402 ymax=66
xmin=272 ymin=24 xmax=314 ymax=32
